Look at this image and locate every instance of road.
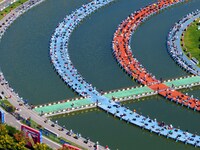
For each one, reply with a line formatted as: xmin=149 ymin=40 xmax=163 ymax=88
xmin=0 ymin=75 xmax=102 ymax=150
xmin=0 ymin=0 xmax=17 ymax=11
xmin=1 ymin=108 xmax=61 ymax=150
xmin=0 ymin=0 xmax=105 ymax=149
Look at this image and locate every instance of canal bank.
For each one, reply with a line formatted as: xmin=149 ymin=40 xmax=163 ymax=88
xmin=54 ymin=0 xmax=200 ymax=149
xmin=0 ymin=1 xmax=198 ymax=148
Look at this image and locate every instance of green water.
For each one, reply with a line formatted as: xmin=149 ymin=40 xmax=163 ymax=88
xmin=0 ymin=0 xmax=200 ymax=149
xmin=0 ymin=0 xmax=90 ymax=104
xmin=132 ymin=0 xmax=198 ymax=79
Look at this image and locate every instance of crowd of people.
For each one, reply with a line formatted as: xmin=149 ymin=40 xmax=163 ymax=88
xmin=50 ymin=0 xmax=114 ymax=101
xmin=100 ymin=0 xmax=200 ymax=147
xmin=49 ymin=0 xmax=200 ymax=147
xmin=0 ymin=0 xmax=48 ymax=109
xmin=167 ymin=9 xmax=200 ymax=75
xmin=0 ymin=0 xmax=200 ymax=148
xmin=0 ymin=69 xmax=25 ymax=103
xmin=100 ymin=98 xmax=200 ymax=147
xmin=49 ymin=1 xmax=118 ymax=149
xmin=112 ymin=0 xmax=200 ymax=112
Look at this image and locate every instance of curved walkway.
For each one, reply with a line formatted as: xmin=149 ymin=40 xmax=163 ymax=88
xmin=167 ymin=10 xmax=200 ymax=75
xmin=50 ymin=0 xmax=200 ymax=147
xmin=50 ymin=0 xmax=115 ymax=100
xmin=0 ymin=0 xmax=106 ymax=149
xmin=112 ymin=0 xmax=200 ymax=112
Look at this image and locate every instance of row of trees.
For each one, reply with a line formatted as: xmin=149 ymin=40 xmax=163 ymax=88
xmin=0 ymin=124 xmax=52 ymax=150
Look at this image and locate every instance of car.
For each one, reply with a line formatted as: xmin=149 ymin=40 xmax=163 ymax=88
xmin=58 ymin=128 xmax=64 ymax=131
xmin=83 ymin=138 xmax=89 ymax=144
xmin=73 ymin=135 xmax=78 ymax=139
xmin=66 ymin=131 xmax=72 ymax=136
xmin=16 ymin=108 xmax=21 ymax=111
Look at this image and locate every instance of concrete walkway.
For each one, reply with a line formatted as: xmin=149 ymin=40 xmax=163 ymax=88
xmin=0 ymin=108 xmax=61 ymax=150
xmin=0 ymin=75 xmax=105 ymax=149
xmin=167 ymin=10 xmax=200 ymax=75
xmin=1 ymin=0 xmax=200 ymax=148
xmin=34 ymin=75 xmax=200 ymax=116
xmin=0 ymin=0 xmax=105 ymax=149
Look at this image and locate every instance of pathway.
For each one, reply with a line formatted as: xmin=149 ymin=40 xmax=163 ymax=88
xmin=0 ymin=108 xmax=61 ymax=150
xmin=112 ymin=0 xmax=200 ymax=112
xmin=34 ymin=75 xmax=200 ymax=116
xmin=49 ymin=0 xmax=200 ymax=147
xmin=1 ymin=0 xmax=200 ymax=148
xmin=167 ymin=10 xmax=200 ymax=75
xmin=0 ymin=0 xmax=106 ymax=149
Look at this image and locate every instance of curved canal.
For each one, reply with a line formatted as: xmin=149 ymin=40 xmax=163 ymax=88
xmin=0 ymin=0 xmax=200 ymax=149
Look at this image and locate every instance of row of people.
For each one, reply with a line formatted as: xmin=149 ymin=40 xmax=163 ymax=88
xmin=0 ymin=1 xmax=108 ymax=149
xmin=99 ymin=99 xmax=200 ymax=147
xmin=103 ymin=0 xmax=200 ymax=147
xmin=48 ymin=0 xmax=200 ymax=147
xmin=0 ymin=0 xmax=46 ymax=105
xmin=167 ymin=10 xmax=200 ymax=75
xmin=112 ymin=0 xmax=200 ymax=111
xmin=50 ymin=0 xmax=114 ymax=100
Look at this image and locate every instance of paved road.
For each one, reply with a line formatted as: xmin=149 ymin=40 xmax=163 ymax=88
xmin=0 ymin=0 xmax=17 ymax=11
xmin=0 ymin=0 xmax=104 ymax=149
xmin=0 ymin=78 xmax=101 ymax=150
xmin=1 ymin=108 xmax=61 ymax=150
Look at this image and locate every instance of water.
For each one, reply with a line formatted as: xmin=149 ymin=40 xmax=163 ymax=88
xmin=132 ymin=0 xmax=199 ymax=79
xmin=0 ymin=0 xmax=200 ymax=149
xmin=68 ymin=0 xmax=156 ymax=91
xmin=54 ymin=98 xmax=200 ymax=150
xmin=0 ymin=0 xmax=91 ymax=104
xmin=53 ymin=88 xmax=200 ymax=150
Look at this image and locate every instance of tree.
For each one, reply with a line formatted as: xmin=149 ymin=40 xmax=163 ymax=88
xmin=0 ymin=124 xmax=52 ymax=150
xmin=0 ymin=134 xmax=16 ymax=150
xmin=0 ymin=124 xmax=27 ymax=150
xmin=33 ymin=143 xmax=53 ymax=150
xmin=6 ymin=125 xmax=19 ymax=136
xmin=13 ymin=132 xmax=27 ymax=150
xmin=14 ymin=132 xmax=25 ymax=142
xmin=0 ymin=124 xmax=8 ymax=135
xmin=14 ymin=141 xmax=26 ymax=150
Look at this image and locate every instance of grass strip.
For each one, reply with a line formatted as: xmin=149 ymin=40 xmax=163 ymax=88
xmin=0 ymin=0 xmax=29 ymax=20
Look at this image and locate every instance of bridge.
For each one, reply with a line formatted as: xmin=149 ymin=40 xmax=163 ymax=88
xmin=0 ymin=0 xmax=108 ymax=149
xmin=34 ymin=75 xmax=200 ymax=117
xmin=34 ymin=0 xmax=200 ymax=147
xmin=1 ymin=0 xmax=200 ymax=148
xmin=112 ymin=0 xmax=200 ymax=113
xmin=167 ymin=10 xmax=200 ymax=75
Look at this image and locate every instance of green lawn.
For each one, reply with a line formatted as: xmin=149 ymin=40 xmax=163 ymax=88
xmin=0 ymin=99 xmax=12 ymax=106
xmin=0 ymin=0 xmax=28 ymax=20
xmin=182 ymin=18 xmax=200 ymax=66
